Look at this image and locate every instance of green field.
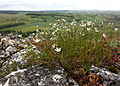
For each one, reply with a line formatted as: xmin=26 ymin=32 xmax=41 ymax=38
xmin=0 ymin=11 xmax=120 ymax=33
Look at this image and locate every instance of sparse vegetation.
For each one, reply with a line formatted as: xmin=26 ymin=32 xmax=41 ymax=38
xmin=0 ymin=11 xmax=120 ymax=85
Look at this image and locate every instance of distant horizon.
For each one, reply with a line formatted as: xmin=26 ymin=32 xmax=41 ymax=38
xmin=0 ymin=10 xmax=120 ymax=12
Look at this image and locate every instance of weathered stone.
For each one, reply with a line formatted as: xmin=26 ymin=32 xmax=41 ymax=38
xmin=6 ymin=46 xmax=17 ymax=54
xmin=90 ymin=65 xmax=120 ymax=86
xmin=0 ymin=64 xmax=79 ymax=86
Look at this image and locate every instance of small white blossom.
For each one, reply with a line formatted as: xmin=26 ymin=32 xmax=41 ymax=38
xmin=55 ymin=47 xmax=61 ymax=52
xmin=50 ymin=37 xmax=57 ymax=41
xmin=95 ymin=28 xmax=99 ymax=32
xmin=32 ymin=45 xmax=37 ymax=49
xmin=87 ymin=21 xmax=92 ymax=26
xmin=18 ymin=34 xmax=22 ymax=37
xmin=71 ymin=22 xmax=74 ymax=25
xmin=35 ymin=35 xmax=38 ymax=38
xmin=82 ymin=34 xmax=85 ymax=36
xmin=52 ymin=32 xmax=55 ymax=35
xmin=52 ymin=44 xmax=56 ymax=48
xmin=22 ymin=39 xmax=25 ymax=43
xmin=115 ymin=28 xmax=118 ymax=31
xmin=34 ymin=39 xmax=41 ymax=43
xmin=103 ymin=33 xmax=106 ymax=38
xmin=80 ymin=24 xmax=86 ymax=27
xmin=36 ymin=29 xmax=39 ymax=32
xmin=32 ymin=33 xmax=35 ymax=35
xmin=53 ymin=23 xmax=56 ymax=26
xmin=40 ymin=32 xmax=44 ymax=35
xmin=66 ymin=29 xmax=71 ymax=32
xmin=87 ymin=28 xmax=90 ymax=31
xmin=57 ymin=19 xmax=60 ymax=21
xmin=62 ymin=19 xmax=66 ymax=22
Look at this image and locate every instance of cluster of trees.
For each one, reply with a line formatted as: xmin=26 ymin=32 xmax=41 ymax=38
xmin=0 ymin=22 xmax=25 ymax=29
xmin=26 ymin=13 xmax=74 ymax=17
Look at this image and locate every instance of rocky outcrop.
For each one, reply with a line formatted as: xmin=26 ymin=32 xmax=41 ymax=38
xmin=90 ymin=65 xmax=120 ymax=86
xmin=0 ymin=37 xmax=28 ymax=67
xmin=0 ymin=63 xmax=79 ymax=86
xmin=0 ymin=37 xmax=79 ymax=86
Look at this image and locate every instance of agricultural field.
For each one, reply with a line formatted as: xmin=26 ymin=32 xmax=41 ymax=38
xmin=0 ymin=11 xmax=120 ymax=33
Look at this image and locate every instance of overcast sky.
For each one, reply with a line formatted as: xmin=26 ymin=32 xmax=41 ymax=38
xmin=0 ymin=0 xmax=120 ymax=11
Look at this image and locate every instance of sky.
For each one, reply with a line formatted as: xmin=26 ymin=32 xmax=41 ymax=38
xmin=0 ymin=0 xmax=120 ymax=11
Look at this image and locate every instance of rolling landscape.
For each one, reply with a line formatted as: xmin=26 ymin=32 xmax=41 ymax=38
xmin=0 ymin=10 xmax=120 ymax=86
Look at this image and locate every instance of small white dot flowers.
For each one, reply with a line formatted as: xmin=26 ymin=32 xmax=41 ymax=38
xmin=36 ymin=29 xmax=39 ymax=32
xmin=115 ymin=28 xmax=118 ymax=31
xmin=36 ymin=25 xmax=39 ymax=27
xmin=34 ymin=39 xmax=41 ymax=43
xmin=103 ymin=33 xmax=106 ymax=38
xmin=55 ymin=47 xmax=61 ymax=52
xmin=52 ymin=44 xmax=56 ymax=49
xmin=94 ymin=28 xmax=99 ymax=32
xmin=87 ymin=28 xmax=90 ymax=31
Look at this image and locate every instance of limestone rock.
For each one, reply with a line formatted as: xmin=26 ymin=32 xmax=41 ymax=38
xmin=6 ymin=46 xmax=17 ymax=54
xmin=90 ymin=65 xmax=120 ymax=86
xmin=0 ymin=63 xmax=79 ymax=86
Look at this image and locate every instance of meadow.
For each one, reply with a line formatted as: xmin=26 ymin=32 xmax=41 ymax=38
xmin=0 ymin=11 xmax=120 ymax=85
xmin=0 ymin=11 xmax=120 ymax=33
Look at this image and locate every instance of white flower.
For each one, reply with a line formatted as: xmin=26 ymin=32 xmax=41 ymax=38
xmin=36 ymin=29 xmax=39 ymax=32
xmin=55 ymin=47 xmax=61 ymax=52
xmin=52 ymin=44 xmax=56 ymax=48
xmin=71 ymin=22 xmax=74 ymax=25
xmin=40 ymin=32 xmax=44 ymax=35
xmin=80 ymin=24 xmax=86 ymax=27
xmin=34 ymin=39 xmax=41 ymax=43
xmin=45 ymin=32 xmax=48 ymax=35
xmin=53 ymin=23 xmax=56 ymax=26
xmin=57 ymin=19 xmax=60 ymax=21
xmin=32 ymin=33 xmax=35 ymax=35
xmin=50 ymin=37 xmax=57 ymax=41
xmin=103 ymin=33 xmax=106 ymax=38
xmin=22 ymin=39 xmax=25 ymax=43
xmin=82 ymin=34 xmax=85 ymax=36
xmin=115 ymin=28 xmax=118 ymax=31
xmin=101 ymin=21 xmax=103 ymax=24
xmin=36 ymin=25 xmax=39 ymax=27
xmin=18 ymin=34 xmax=22 ymax=37
xmin=52 ymin=31 xmax=56 ymax=35
xmin=62 ymin=19 xmax=66 ymax=22
xmin=87 ymin=21 xmax=92 ymax=26
xmin=32 ymin=45 xmax=37 ymax=49
xmin=87 ymin=28 xmax=90 ymax=31
xmin=95 ymin=28 xmax=99 ymax=32
xmin=66 ymin=29 xmax=71 ymax=32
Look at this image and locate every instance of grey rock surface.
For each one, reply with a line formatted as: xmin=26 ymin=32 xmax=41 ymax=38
xmin=0 ymin=63 xmax=79 ymax=86
xmin=90 ymin=65 xmax=120 ymax=86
